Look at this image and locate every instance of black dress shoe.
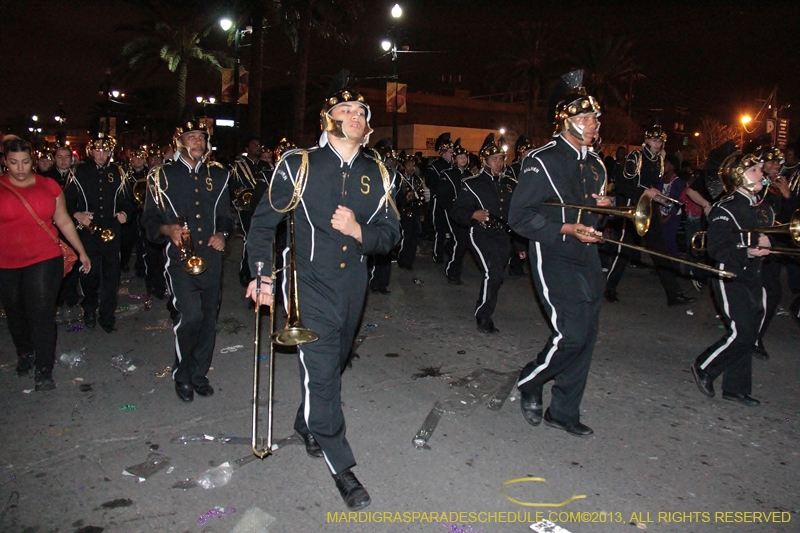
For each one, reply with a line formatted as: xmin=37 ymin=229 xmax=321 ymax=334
xmin=691 ymin=363 xmax=714 ymax=398
xmin=193 ymin=383 xmax=214 ymax=397
xmin=298 ymin=431 xmax=323 ymax=458
xmin=175 ymin=382 xmax=194 ymax=402
xmin=34 ymin=370 xmax=56 ymax=392
xmin=16 ymin=354 xmax=34 ymax=377
xmin=752 ymin=344 xmax=769 ymax=361
xmin=476 ymin=317 xmax=499 ymax=334
xmin=332 ymin=470 xmax=371 ymax=511
xmin=83 ymin=309 xmax=96 ymax=328
xmin=604 ymin=289 xmax=618 ymax=303
xmin=100 ymin=322 xmax=115 ymax=333
xmin=370 ymin=287 xmax=390 ymax=294
xmin=722 ymin=391 xmax=760 ymax=406
xmin=543 ymin=409 xmax=593 ymax=437
xmin=667 ymin=294 xmax=696 ymax=306
xmin=520 ymin=393 xmax=543 ymax=426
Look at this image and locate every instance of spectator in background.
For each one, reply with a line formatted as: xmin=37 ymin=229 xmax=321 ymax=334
xmin=658 ymin=154 xmax=684 ymax=258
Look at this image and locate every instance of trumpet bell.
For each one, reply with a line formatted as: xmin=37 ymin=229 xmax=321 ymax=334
xmin=100 ymin=228 xmax=116 ymax=242
xmin=270 ymin=326 xmax=320 ymax=346
xmin=132 ymin=179 xmax=147 ymax=204
xmin=183 ymin=256 xmax=207 ymax=275
xmin=236 ymin=188 xmax=254 ymax=210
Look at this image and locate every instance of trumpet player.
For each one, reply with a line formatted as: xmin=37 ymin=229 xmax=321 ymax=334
xmin=396 ymin=152 xmax=426 ymax=270
xmin=64 ymin=134 xmax=133 ymax=332
xmin=606 ymin=124 xmax=695 ymax=306
xmin=691 ymin=152 xmax=772 ymax=407
xmin=141 ymin=120 xmax=233 ymax=403
xmin=246 ymin=86 xmax=400 ymax=511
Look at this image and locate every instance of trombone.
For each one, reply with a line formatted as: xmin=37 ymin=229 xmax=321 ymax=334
xmin=251 ymin=211 xmax=319 ymax=458
xmin=574 ymin=228 xmax=735 ymax=278
xmin=546 ymin=194 xmax=653 ymax=236
xmin=691 ymin=230 xmax=800 ymax=257
xmin=736 ymin=210 xmax=800 ymax=245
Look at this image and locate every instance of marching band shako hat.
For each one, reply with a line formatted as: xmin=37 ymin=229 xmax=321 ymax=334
xmin=750 ymin=143 xmax=785 ymax=166
xmin=435 ymin=132 xmax=453 ymax=154
xmin=452 ymin=138 xmax=469 ymax=159
xmin=398 ymin=150 xmax=415 ymax=165
xmin=719 ymin=151 xmax=763 ymax=197
xmin=644 ymin=123 xmax=667 ymax=142
xmin=173 ymin=118 xmax=211 ymax=161
xmin=319 ymin=72 xmax=373 ymax=148
xmin=479 ymin=133 xmax=506 ymax=162
xmin=550 ymin=70 xmax=601 ymax=141
xmin=372 ymin=137 xmax=397 ymax=161
xmin=274 ymin=138 xmax=297 ymax=162
xmin=131 ymin=145 xmax=149 ymax=160
xmin=515 ymin=134 xmax=533 ymax=157
xmin=86 ymin=133 xmax=117 ymax=157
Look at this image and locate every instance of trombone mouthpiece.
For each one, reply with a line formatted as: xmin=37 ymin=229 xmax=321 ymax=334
xmin=255 ymin=261 xmax=264 ymax=276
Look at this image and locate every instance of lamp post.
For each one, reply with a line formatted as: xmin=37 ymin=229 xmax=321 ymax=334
xmin=741 ymin=115 xmax=752 ymax=147
xmin=220 ymin=18 xmax=251 ymax=154
xmin=382 ymin=4 xmax=402 ymax=149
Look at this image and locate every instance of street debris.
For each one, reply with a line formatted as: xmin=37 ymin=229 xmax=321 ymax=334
xmin=123 ymin=452 xmax=171 ymax=482
xmin=111 ymin=354 xmax=136 ymax=373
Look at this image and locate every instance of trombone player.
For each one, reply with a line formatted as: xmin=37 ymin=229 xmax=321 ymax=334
xmin=141 ymin=119 xmax=233 ymax=403
xmin=246 ymin=85 xmax=400 ymax=511
xmin=691 ymin=152 xmax=772 ymax=407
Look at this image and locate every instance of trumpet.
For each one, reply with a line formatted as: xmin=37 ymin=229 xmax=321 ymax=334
xmin=132 ymin=178 xmax=147 ymax=205
xmin=235 ymin=187 xmax=254 ymax=211
xmin=546 ymin=194 xmax=652 ymax=237
xmin=638 ymin=184 xmax=682 ymax=208
xmin=575 ymin=228 xmax=735 ymax=278
xmin=176 ymin=216 xmax=206 ymax=275
xmin=691 ymin=231 xmax=800 ymax=256
xmin=77 ymin=222 xmax=115 ymax=242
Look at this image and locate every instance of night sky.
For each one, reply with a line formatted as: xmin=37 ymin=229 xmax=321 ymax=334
xmin=2 ymin=0 xmax=799 ymax=138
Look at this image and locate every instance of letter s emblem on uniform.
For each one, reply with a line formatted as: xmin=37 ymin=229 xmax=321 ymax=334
xmin=108 ymin=172 xmax=114 ymax=184
xmin=206 ymin=177 xmax=213 ymax=191
xmin=591 ymin=167 xmax=600 ymax=182
xmin=361 ymin=175 xmax=370 ymax=194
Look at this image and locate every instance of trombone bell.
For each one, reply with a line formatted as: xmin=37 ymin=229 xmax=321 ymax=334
xmin=546 ymin=194 xmax=652 ymax=236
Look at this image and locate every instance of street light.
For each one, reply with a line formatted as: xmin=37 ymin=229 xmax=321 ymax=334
xmin=31 ymin=115 xmax=38 ymax=122
xmin=219 ymin=18 xmax=251 ymax=153
xmin=383 ymin=4 xmax=402 ymax=149
xmin=741 ymin=115 xmax=753 ymax=146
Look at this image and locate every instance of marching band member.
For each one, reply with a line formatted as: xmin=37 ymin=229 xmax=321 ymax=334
xmin=509 ymin=71 xmax=608 ymax=436
xmin=246 ymin=86 xmax=400 ymax=511
xmin=691 ymin=152 xmax=771 ymax=406
xmin=425 ymin=132 xmax=454 ymax=263
xmin=441 ymin=141 xmax=473 ymax=285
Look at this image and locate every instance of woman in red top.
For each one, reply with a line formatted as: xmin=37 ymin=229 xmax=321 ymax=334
xmin=0 ymin=136 xmax=90 ymax=391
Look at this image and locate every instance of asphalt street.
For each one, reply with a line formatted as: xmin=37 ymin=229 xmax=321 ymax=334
xmin=1 ymin=238 xmax=798 ymax=533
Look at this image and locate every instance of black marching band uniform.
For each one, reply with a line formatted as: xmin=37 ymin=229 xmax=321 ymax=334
xmin=230 ymin=144 xmax=271 ymax=286
xmin=64 ymin=135 xmax=133 ymax=332
xmin=120 ymin=146 xmax=148 ymax=277
xmin=451 ymin=133 xmax=516 ymax=334
xmin=440 ymin=141 xmax=473 ymax=284
xmin=141 ymin=120 xmax=233 ymax=401
xmin=141 ymin=147 xmax=169 ymax=299
xmin=247 ymin=88 xmax=400 ymax=510
xmin=606 ymin=126 xmax=694 ymax=305
xmin=368 ymin=138 xmax=399 ymax=292
xmin=425 ymin=132 xmax=454 ymax=263
xmin=396 ymin=152 xmax=426 ymax=270
xmin=509 ymin=71 xmax=605 ymax=436
xmin=691 ymin=152 xmax=771 ymax=406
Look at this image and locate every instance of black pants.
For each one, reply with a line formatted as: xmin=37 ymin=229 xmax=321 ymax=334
xmin=81 ymin=234 xmax=121 ymax=328
xmin=696 ymin=278 xmax=763 ymax=395
xmin=758 ymin=258 xmax=781 ymax=348
xmin=445 ymin=224 xmax=470 ymax=281
xmin=469 ymin=226 xmax=510 ymax=321
xmin=165 ymin=251 xmax=223 ymax=386
xmin=238 ymin=209 xmax=253 ymax=287
xmin=518 ymin=250 xmax=601 ymax=426
xmin=605 ymin=203 xmax=682 ymax=300
xmin=397 ymin=212 xmax=421 ymax=269
xmin=368 ymin=253 xmax=392 ymax=291
xmin=0 ymin=256 xmax=62 ymax=372
xmin=143 ymin=238 xmax=167 ymax=295
xmin=120 ymin=212 xmax=141 ymax=274
xmin=58 ymin=260 xmax=82 ymax=307
xmin=292 ymin=276 xmax=367 ymax=475
xmin=431 ymin=198 xmax=451 ymax=262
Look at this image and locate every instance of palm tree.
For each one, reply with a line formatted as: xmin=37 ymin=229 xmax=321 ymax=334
xmin=495 ymin=20 xmax=564 ymax=137
xmin=578 ymin=35 xmax=644 ymax=111
xmin=119 ymin=1 xmax=231 ymax=115
xmin=270 ymin=0 xmax=364 ymax=142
